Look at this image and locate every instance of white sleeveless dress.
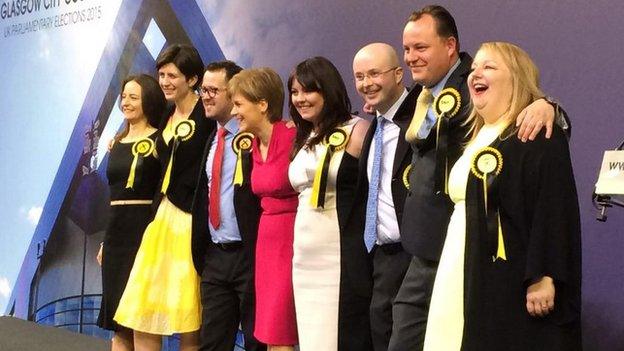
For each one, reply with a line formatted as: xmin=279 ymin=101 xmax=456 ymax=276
xmin=288 ymin=117 xmax=360 ymax=351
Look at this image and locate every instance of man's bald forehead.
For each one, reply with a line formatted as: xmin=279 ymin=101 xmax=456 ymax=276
xmin=354 ymin=42 xmax=400 ymax=68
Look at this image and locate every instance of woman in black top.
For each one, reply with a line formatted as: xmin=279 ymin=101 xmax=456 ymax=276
xmin=423 ymin=42 xmax=581 ymax=351
xmin=96 ymin=74 xmax=165 ymax=351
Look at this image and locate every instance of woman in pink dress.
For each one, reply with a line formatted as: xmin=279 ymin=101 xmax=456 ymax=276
xmin=227 ymin=68 xmax=298 ymax=351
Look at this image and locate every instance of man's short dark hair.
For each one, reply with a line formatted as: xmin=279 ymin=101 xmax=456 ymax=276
xmin=408 ymin=5 xmax=460 ymax=51
xmin=205 ymin=60 xmax=243 ymax=82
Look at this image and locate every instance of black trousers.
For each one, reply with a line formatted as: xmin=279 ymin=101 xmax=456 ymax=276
xmin=387 ymin=255 xmax=438 ymax=351
xmin=199 ymin=242 xmax=266 ymax=351
xmin=338 ymin=271 xmax=374 ymax=351
xmin=370 ymin=243 xmax=412 ymax=351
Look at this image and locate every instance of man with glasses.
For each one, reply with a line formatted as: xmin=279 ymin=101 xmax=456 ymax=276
xmin=192 ymin=60 xmax=266 ymax=351
xmin=348 ymin=42 xmax=419 ymax=351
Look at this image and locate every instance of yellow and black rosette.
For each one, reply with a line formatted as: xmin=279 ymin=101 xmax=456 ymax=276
xmin=310 ymin=129 xmax=349 ymax=208
xmin=470 ymin=146 xmax=506 ymax=261
xmin=326 ymin=129 xmax=348 ymax=151
xmin=126 ymin=138 xmax=155 ymax=189
xmin=174 ymin=119 xmax=196 ymax=141
xmin=433 ymin=87 xmax=461 ymax=118
xmin=433 ymin=88 xmax=461 ymax=195
xmin=232 ymin=132 xmax=254 ymax=186
xmin=402 ymin=164 xmax=412 ymax=190
xmin=161 ymin=120 xmax=197 ymax=194
xmin=470 ymin=147 xmax=503 ymax=181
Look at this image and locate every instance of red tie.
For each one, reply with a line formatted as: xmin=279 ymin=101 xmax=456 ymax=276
xmin=209 ymin=127 xmax=227 ymax=229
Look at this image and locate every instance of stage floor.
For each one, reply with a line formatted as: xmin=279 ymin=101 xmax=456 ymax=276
xmin=0 ymin=316 xmax=110 ymax=351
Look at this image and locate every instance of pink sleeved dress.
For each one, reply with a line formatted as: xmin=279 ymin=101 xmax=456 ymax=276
xmin=251 ymin=120 xmax=299 ymax=345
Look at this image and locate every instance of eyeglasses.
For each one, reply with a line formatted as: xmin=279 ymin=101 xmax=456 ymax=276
xmin=199 ymin=86 xmax=224 ymax=98
xmin=354 ymin=67 xmax=398 ymax=82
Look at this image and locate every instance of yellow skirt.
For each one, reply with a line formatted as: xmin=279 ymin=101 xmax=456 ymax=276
xmin=114 ymin=197 xmax=201 ymax=335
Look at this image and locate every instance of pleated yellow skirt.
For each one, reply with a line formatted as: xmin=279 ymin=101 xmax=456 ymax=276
xmin=114 ymin=197 xmax=201 ymax=335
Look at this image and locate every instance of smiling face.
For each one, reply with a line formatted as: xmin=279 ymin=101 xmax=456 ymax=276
xmin=230 ymin=93 xmax=267 ymax=134
xmin=120 ymin=80 xmax=146 ymax=122
xmin=290 ymin=78 xmax=325 ymax=126
xmin=402 ymin=15 xmax=456 ymax=87
xmin=201 ymin=69 xmax=233 ymax=125
xmin=158 ymin=62 xmax=196 ymax=102
xmin=353 ymin=44 xmax=404 ymax=114
xmin=468 ymin=48 xmax=514 ymax=123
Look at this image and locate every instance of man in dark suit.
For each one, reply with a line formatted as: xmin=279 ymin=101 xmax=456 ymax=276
xmin=388 ymin=6 xmax=566 ymax=351
xmin=192 ymin=61 xmax=266 ymax=351
xmin=349 ymin=42 xmax=421 ymax=351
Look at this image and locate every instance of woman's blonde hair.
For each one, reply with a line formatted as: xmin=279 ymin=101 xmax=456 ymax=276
xmin=466 ymin=42 xmax=544 ymax=139
xmin=227 ymin=67 xmax=284 ymax=122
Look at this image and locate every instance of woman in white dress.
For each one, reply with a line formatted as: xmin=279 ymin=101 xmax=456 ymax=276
xmin=287 ymin=56 xmax=371 ymax=351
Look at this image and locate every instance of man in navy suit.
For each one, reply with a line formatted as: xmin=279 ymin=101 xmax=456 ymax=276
xmin=350 ymin=42 xmax=419 ymax=351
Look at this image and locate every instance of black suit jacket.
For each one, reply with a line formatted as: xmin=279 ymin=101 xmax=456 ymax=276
xmin=155 ymin=101 xmax=216 ymax=213
xmin=191 ymin=126 xmax=261 ymax=275
xmin=342 ymin=86 xmax=420 ymax=298
xmin=401 ymin=53 xmax=473 ymax=261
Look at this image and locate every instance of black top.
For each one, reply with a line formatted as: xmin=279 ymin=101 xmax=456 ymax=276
xmin=336 ymin=150 xmax=374 ymax=351
xmin=106 ymin=131 xmax=160 ymax=201
xmin=155 ymin=100 xmax=216 ymax=213
xmin=336 ymin=152 xmax=359 ymax=229
xmin=462 ymin=127 xmax=581 ymax=350
xmin=336 ymin=151 xmax=370 ymax=285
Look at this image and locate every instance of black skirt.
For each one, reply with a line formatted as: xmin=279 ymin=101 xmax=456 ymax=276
xmin=96 ymin=203 xmax=152 ymax=331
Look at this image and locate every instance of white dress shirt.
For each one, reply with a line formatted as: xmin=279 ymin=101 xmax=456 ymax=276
xmin=367 ymin=89 xmax=409 ymax=244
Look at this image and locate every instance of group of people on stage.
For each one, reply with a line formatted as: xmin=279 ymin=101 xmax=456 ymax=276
xmin=95 ymin=4 xmax=582 ymax=351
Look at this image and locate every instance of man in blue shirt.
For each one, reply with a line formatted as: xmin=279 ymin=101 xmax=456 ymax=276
xmin=193 ymin=61 xmax=266 ymax=351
